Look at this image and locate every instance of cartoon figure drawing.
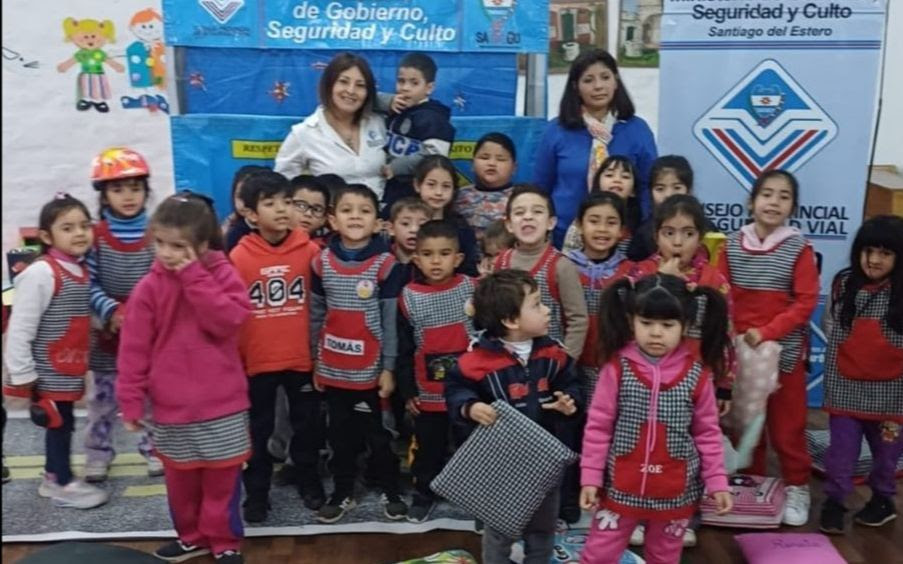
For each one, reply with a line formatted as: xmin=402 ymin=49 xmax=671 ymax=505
xmin=121 ymin=8 xmax=169 ymax=113
xmin=57 ymin=18 xmax=124 ymax=113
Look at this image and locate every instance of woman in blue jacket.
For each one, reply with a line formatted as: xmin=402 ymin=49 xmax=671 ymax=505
xmin=534 ymin=49 xmax=657 ymax=248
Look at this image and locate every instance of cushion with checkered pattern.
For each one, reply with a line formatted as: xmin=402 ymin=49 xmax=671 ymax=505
xmin=430 ymin=400 xmax=579 ymax=539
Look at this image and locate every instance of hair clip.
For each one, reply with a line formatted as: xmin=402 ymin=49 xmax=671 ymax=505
xmin=54 ymin=191 xmax=71 ymax=200
xmin=173 ymin=189 xmax=215 ymax=206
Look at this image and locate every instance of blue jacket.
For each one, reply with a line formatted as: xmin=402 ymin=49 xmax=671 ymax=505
xmin=445 ymin=334 xmax=582 ymax=442
xmin=533 ymin=116 xmax=658 ymax=247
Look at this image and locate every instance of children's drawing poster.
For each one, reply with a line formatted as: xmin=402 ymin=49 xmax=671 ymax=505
xmin=1 ymin=0 xmax=174 ymax=282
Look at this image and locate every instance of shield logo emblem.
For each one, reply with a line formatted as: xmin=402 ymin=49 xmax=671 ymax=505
xmin=749 ymin=85 xmax=784 ymax=127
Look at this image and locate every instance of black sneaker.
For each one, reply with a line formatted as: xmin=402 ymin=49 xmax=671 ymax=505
xmin=214 ymin=550 xmax=244 ymax=563
xmin=819 ymin=498 xmax=847 ymax=534
xmin=242 ymin=496 xmax=269 ymax=523
xmin=2 ymin=464 xmax=10 ymax=484
xmin=406 ymin=494 xmax=436 ymax=523
xmin=473 ymin=518 xmax=484 ymax=535
xmin=381 ymin=492 xmax=408 ymax=520
xmin=559 ymin=504 xmax=581 ymax=524
xmin=153 ymin=540 xmax=210 ymax=562
xmin=317 ymin=494 xmax=356 ymax=523
xmin=854 ymin=494 xmax=897 ymax=527
xmin=300 ymin=477 xmax=326 ymax=511
xmin=272 ymin=463 xmax=298 ymax=487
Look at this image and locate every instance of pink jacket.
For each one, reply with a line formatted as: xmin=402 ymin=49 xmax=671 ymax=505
xmin=116 ymin=251 xmax=252 ymax=425
xmin=580 ymin=341 xmax=729 ymax=494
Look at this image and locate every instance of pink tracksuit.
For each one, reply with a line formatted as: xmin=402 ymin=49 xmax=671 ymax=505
xmin=580 ymin=343 xmax=728 ymax=564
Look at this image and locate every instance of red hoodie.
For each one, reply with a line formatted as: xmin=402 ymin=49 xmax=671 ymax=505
xmin=229 ymin=228 xmax=320 ymax=376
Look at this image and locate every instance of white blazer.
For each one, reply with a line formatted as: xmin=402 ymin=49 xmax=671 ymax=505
xmin=274 ymin=106 xmax=388 ymax=199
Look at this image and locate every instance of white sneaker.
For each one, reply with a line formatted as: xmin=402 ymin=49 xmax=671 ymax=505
xmin=84 ymin=460 xmax=110 ymax=483
xmin=629 ymin=524 xmax=645 ymax=546
xmin=38 ymin=475 xmax=63 ymax=498
xmin=146 ymin=455 xmax=165 ymax=477
xmin=51 ymin=480 xmax=110 ymax=509
xmin=783 ymin=485 xmax=811 ymax=526
xmin=683 ymin=527 xmax=697 ymax=547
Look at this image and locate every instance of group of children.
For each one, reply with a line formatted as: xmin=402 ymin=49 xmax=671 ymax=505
xmin=2 ymin=56 xmax=900 ymax=564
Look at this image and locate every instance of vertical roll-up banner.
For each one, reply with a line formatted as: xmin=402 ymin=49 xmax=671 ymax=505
xmin=657 ymin=1 xmax=887 ymax=406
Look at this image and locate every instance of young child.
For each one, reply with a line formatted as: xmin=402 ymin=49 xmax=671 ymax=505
xmin=562 ymin=156 xmax=639 ymax=255
xmin=269 ymin=174 xmax=331 ymax=484
xmin=397 ymin=220 xmax=477 ymax=522
xmin=385 ymin=197 xmax=433 ymax=281
xmin=310 ymin=184 xmax=408 ymax=523
xmin=3 ymin=194 xmax=109 ymax=509
xmin=381 ymin=52 xmax=455 ymax=212
xmin=455 ymin=132 xmax=517 ymax=242
xmin=223 ymin=165 xmax=268 ymax=253
xmin=631 ymin=194 xmax=735 ymax=408
xmin=289 ymin=174 xmax=330 ymax=244
xmin=117 ymin=192 xmax=251 ymax=564
xmin=495 ymin=185 xmax=588 ymax=361
xmin=445 ymin=269 xmax=580 ymax=563
xmin=82 ymin=147 xmax=160 ymax=481
xmin=717 ymin=169 xmax=819 ymax=526
xmin=477 ymin=219 xmax=515 ymax=277
xmin=579 ymin=274 xmax=733 ymax=563
xmin=627 ymin=155 xmax=693 ymax=261
xmin=228 ymin=171 xmax=324 ymax=521
xmin=819 ymin=215 xmax=903 ymax=534
xmin=560 ymin=192 xmax=635 ymax=524
xmin=564 ymin=192 xmax=634 ymax=401
xmin=413 ymin=155 xmax=478 ymax=276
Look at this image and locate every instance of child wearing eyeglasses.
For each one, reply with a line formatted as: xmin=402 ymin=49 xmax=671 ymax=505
xmin=289 ymin=175 xmax=331 ymax=246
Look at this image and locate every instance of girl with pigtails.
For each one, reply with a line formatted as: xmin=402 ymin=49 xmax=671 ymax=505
xmin=578 ymin=274 xmax=733 ymax=563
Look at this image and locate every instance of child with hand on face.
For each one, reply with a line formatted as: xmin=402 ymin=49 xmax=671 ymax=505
xmin=116 ymin=192 xmax=252 ymax=564
xmin=477 ymin=219 xmax=515 ymax=278
xmin=381 ymin=52 xmax=456 ymax=213
xmin=396 ymin=220 xmax=477 ymax=523
xmin=445 ymin=269 xmax=580 ymax=564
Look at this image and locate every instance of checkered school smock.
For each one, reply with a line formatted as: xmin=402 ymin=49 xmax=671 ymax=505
xmin=824 ymin=276 xmax=903 ymax=422
xmin=496 ymin=246 xmax=564 ymax=343
xmin=315 ymin=250 xmax=393 ymax=389
xmin=151 ymin=410 xmax=251 ymax=469
xmin=33 ymin=257 xmax=91 ymax=401
xmin=601 ymin=356 xmax=706 ymax=520
xmin=724 ymin=232 xmax=808 ymax=373
xmin=89 ymin=221 xmax=155 ymax=372
xmin=400 ymin=276 xmax=476 ymax=412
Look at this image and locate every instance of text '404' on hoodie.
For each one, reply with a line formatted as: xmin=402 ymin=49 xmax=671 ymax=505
xmin=229 ymin=228 xmax=321 ymax=376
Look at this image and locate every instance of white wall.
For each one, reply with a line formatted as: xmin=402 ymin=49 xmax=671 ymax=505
xmin=1 ymin=0 xmax=173 ymax=282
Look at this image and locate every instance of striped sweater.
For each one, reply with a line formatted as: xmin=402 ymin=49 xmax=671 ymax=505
xmin=85 ymin=209 xmax=151 ymax=322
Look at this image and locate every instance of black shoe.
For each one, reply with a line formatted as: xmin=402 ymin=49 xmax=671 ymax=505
xmin=94 ymin=101 xmax=110 ymax=113
xmin=854 ymin=494 xmax=897 ymax=527
xmin=819 ymin=498 xmax=847 ymax=534
xmin=2 ymin=464 xmax=10 ymax=484
xmin=214 ymin=550 xmax=244 ymax=563
xmin=381 ymin=491 xmax=407 ymax=520
xmin=242 ymin=496 xmax=269 ymax=523
xmin=272 ymin=464 xmax=298 ymax=487
xmin=406 ymin=494 xmax=436 ymax=523
xmin=153 ymin=540 xmax=210 ymax=562
xmin=300 ymin=478 xmax=326 ymax=511
xmin=559 ymin=504 xmax=581 ymax=524
xmin=473 ymin=518 xmax=484 ymax=535
xmin=317 ymin=493 xmax=356 ymax=523
xmin=76 ymin=99 xmax=92 ymax=111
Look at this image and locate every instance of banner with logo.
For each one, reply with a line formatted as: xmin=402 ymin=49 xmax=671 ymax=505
xmin=165 ymin=0 xmax=549 ymax=52
xmin=657 ymin=0 xmax=886 ymax=406
xmin=181 ymin=49 xmax=517 ymax=116
xmin=171 ymin=114 xmax=548 ymax=219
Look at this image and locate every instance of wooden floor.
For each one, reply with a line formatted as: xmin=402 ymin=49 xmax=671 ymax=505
xmin=3 ymin=410 xmax=902 ymax=564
